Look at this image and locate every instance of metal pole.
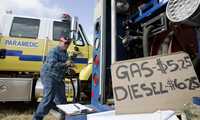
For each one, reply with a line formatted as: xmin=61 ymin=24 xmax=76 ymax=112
xmin=111 ymin=0 xmax=117 ymax=63
xmin=99 ymin=0 xmax=107 ymax=104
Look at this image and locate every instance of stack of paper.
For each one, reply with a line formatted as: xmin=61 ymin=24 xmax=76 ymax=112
xmin=57 ymin=103 xmax=94 ymax=115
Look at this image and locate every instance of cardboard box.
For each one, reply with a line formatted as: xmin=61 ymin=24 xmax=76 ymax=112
xmin=111 ymin=52 xmax=200 ymax=114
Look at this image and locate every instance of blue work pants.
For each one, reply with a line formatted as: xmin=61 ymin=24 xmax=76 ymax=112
xmin=33 ymin=74 xmax=67 ymax=120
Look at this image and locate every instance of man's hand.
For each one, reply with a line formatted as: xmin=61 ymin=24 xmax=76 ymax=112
xmin=65 ymin=61 xmax=75 ymax=67
xmin=68 ymin=51 xmax=82 ymax=58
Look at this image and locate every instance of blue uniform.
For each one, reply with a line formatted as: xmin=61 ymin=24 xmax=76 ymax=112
xmin=33 ymin=46 xmax=68 ymax=120
xmin=41 ymin=46 xmax=68 ymax=80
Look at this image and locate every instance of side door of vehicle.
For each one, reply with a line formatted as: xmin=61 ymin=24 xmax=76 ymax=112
xmin=67 ymin=24 xmax=93 ymax=73
xmin=44 ymin=19 xmax=71 ymax=60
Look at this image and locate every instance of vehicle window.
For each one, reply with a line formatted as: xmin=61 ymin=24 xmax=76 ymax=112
xmin=53 ymin=21 xmax=71 ymax=41
xmin=74 ymin=32 xmax=84 ymax=46
xmin=10 ymin=17 xmax=40 ymax=38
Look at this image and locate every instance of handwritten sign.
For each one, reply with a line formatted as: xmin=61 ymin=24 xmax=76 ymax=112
xmin=111 ymin=52 xmax=200 ymax=114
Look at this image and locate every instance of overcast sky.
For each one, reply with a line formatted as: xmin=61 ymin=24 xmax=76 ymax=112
xmin=0 ymin=0 xmax=95 ymax=44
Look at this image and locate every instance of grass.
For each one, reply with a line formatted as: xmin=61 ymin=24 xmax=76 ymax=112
xmin=1 ymin=102 xmax=200 ymax=120
xmin=0 ymin=102 xmax=56 ymax=120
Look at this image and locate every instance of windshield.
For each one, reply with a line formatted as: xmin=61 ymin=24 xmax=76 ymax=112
xmin=53 ymin=20 xmax=71 ymax=41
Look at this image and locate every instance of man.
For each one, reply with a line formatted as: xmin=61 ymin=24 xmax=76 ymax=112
xmin=33 ymin=36 xmax=71 ymax=120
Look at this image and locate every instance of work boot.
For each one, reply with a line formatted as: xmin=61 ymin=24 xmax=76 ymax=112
xmin=50 ymin=109 xmax=65 ymax=120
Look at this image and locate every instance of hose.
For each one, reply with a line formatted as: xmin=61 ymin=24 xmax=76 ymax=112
xmin=66 ymin=67 xmax=80 ymax=103
xmin=143 ymin=25 xmax=154 ymax=57
xmin=69 ymin=78 xmax=77 ymax=103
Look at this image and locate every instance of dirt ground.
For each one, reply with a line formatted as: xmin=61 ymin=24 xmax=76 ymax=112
xmin=0 ymin=102 xmax=56 ymax=120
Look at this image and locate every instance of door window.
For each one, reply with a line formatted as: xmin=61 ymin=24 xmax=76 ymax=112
xmin=53 ymin=21 xmax=71 ymax=41
xmin=74 ymin=32 xmax=84 ymax=46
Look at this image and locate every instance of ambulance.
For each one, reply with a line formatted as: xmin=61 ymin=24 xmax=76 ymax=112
xmin=0 ymin=12 xmax=93 ymax=102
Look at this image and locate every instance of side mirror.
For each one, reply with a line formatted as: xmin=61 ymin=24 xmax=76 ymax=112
xmin=71 ymin=16 xmax=79 ymax=40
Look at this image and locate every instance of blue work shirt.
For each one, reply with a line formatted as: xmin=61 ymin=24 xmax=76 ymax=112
xmin=41 ymin=46 xmax=68 ymax=81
